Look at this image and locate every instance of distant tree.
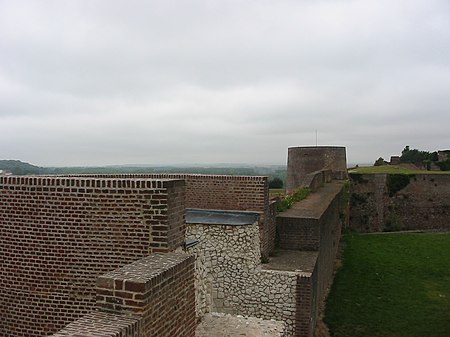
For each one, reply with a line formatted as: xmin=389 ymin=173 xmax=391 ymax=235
xmin=269 ymin=177 xmax=284 ymax=189
xmin=374 ymin=157 xmax=385 ymax=166
xmin=430 ymin=151 xmax=439 ymax=162
xmin=400 ymin=146 xmax=438 ymax=165
xmin=436 ymin=159 xmax=450 ymax=171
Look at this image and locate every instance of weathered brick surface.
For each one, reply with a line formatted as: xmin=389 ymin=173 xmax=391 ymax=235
xmin=0 ymin=176 xmax=185 ymax=337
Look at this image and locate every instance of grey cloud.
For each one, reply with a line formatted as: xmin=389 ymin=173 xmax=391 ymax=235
xmin=0 ymin=0 xmax=449 ymax=166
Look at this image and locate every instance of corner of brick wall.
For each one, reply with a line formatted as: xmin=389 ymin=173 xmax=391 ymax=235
xmin=96 ymin=253 xmax=196 ymax=337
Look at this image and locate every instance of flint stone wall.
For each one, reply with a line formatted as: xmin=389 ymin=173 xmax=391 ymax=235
xmin=186 ymin=220 xmax=298 ymax=335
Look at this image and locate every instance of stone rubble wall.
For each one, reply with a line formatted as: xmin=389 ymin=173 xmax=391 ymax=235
xmin=349 ymin=173 xmax=450 ymax=232
xmin=186 ymin=222 xmax=298 ymax=336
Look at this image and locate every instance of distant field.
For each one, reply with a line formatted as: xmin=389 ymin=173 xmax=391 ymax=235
xmin=349 ymin=165 xmax=450 ymax=174
xmin=269 ymin=188 xmax=285 ymax=199
xmin=324 ymin=232 xmax=450 ymax=337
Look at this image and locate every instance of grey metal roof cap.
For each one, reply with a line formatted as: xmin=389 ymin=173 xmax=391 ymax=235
xmin=185 ymin=208 xmax=260 ymax=225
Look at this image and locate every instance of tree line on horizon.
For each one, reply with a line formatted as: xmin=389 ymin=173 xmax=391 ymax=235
xmin=374 ymin=146 xmax=450 ymax=171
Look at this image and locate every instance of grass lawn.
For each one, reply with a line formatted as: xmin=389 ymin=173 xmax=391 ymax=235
xmin=324 ymin=232 xmax=450 ymax=337
xmin=349 ymin=165 xmax=450 ymax=174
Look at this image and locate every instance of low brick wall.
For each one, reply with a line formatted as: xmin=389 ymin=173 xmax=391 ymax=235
xmin=52 ymin=253 xmax=196 ymax=337
xmin=0 ymin=176 xmax=185 ymax=337
xmin=50 ymin=312 xmax=141 ymax=337
xmin=349 ymin=173 xmax=450 ymax=232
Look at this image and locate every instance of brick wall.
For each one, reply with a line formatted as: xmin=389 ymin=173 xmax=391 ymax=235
xmin=71 ymin=174 xmax=268 ymax=212
xmin=68 ymin=174 xmax=273 ymax=256
xmin=349 ymin=173 xmax=450 ymax=232
xmin=0 ymin=176 xmax=185 ymax=337
xmin=276 ymin=181 xmax=346 ymax=336
xmin=295 ymin=268 xmax=318 ymax=337
xmin=52 ymin=253 xmax=195 ymax=337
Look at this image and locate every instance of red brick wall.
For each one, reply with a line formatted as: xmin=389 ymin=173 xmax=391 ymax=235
xmin=52 ymin=253 xmax=195 ymax=337
xmin=72 ymin=174 xmax=268 ymax=212
xmin=70 ymin=174 xmax=272 ymax=256
xmin=0 ymin=176 xmax=185 ymax=337
xmin=96 ymin=253 xmax=196 ymax=337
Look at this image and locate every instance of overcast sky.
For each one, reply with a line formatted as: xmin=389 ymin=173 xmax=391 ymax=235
xmin=1 ymin=0 xmax=449 ymax=166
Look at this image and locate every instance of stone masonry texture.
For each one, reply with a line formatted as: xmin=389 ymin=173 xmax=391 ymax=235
xmin=186 ymin=220 xmax=298 ymax=335
xmin=0 ymin=176 xmax=185 ymax=337
xmin=349 ymin=173 xmax=450 ymax=232
xmin=287 ymin=146 xmax=347 ymax=193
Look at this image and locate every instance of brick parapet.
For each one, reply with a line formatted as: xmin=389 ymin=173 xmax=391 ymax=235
xmin=95 ymin=253 xmax=196 ymax=337
xmin=50 ymin=311 xmax=141 ymax=337
xmin=0 ymin=176 xmax=186 ymax=336
xmin=59 ymin=173 xmax=272 ymax=256
xmin=57 ymin=173 xmax=268 ymax=212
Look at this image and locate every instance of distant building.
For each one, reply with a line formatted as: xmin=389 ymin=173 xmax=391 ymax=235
xmin=0 ymin=170 xmax=12 ymax=176
xmin=390 ymin=156 xmax=400 ymax=165
xmin=438 ymin=150 xmax=450 ymax=162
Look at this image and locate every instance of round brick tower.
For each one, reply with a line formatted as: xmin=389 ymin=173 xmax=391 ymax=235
xmin=286 ymin=146 xmax=348 ymax=193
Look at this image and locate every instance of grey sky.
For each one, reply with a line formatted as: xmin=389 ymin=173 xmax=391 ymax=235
xmin=1 ymin=0 xmax=449 ymax=166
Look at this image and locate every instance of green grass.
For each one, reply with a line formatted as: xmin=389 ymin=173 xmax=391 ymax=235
xmin=349 ymin=165 xmax=450 ymax=174
xmin=324 ymin=232 xmax=450 ymax=337
xmin=276 ymin=187 xmax=310 ymax=212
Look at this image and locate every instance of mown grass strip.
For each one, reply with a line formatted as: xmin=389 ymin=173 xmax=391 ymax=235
xmin=349 ymin=165 xmax=450 ymax=174
xmin=324 ymin=232 xmax=450 ymax=337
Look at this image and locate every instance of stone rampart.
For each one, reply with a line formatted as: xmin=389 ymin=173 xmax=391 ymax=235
xmin=349 ymin=173 xmax=450 ymax=232
xmin=0 ymin=176 xmax=185 ymax=337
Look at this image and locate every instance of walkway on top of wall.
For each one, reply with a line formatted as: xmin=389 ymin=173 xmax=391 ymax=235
xmin=279 ymin=180 xmax=346 ymax=220
xmin=263 ymin=250 xmax=318 ymax=273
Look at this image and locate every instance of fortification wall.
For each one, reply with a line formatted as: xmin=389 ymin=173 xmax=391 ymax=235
xmin=276 ymin=180 xmax=346 ymax=336
xmin=287 ymin=147 xmax=347 ymax=193
xmin=0 ymin=176 xmax=185 ymax=337
xmin=349 ymin=173 xmax=450 ymax=232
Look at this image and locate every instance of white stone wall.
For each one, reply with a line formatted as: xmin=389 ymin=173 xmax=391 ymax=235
xmin=186 ymin=222 xmax=297 ymax=336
